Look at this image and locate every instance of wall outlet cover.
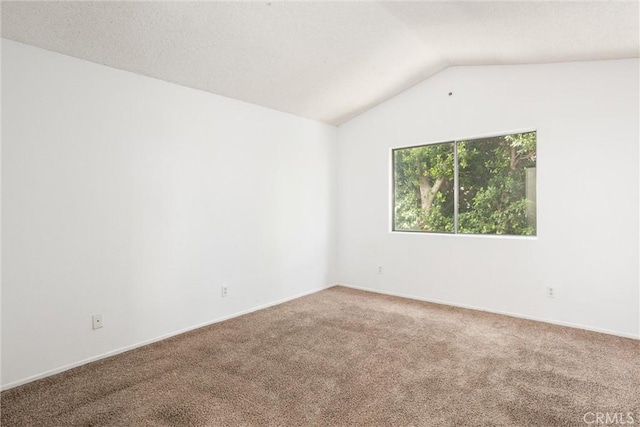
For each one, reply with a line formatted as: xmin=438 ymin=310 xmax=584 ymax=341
xmin=92 ymin=314 xmax=103 ymax=330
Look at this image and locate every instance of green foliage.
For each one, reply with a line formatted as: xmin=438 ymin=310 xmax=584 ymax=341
xmin=393 ymin=143 xmax=454 ymax=232
xmin=393 ymin=132 xmax=536 ymax=235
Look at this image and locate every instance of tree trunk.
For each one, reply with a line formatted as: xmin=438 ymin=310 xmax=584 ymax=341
xmin=509 ymin=146 xmax=517 ymax=171
xmin=419 ymin=176 xmax=444 ymax=218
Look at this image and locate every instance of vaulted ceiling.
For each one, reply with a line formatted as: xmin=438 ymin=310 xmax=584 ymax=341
xmin=2 ymin=1 xmax=638 ymax=126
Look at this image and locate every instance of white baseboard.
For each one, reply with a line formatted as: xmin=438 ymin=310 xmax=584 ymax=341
xmin=1 ymin=284 xmax=335 ymax=391
xmin=339 ymin=283 xmax=640 ymax=340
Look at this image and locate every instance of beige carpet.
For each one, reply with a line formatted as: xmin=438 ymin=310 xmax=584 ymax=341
xmin=1 ymin=286 xmax=638 ymax=426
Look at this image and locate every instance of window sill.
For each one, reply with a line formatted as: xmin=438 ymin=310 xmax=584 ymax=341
xmin=390 ymin=231 xmax=537 ymax=240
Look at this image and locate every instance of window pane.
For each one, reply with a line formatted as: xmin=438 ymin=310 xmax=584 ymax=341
xmin=393 ymin=142 xmax=455 ymax=232
xmin=457 ymin=131 xmax=536 ymax=235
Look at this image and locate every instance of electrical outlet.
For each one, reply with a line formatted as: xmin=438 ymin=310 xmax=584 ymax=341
xmin=92 ymin=314 xmax=103 ymax=330
xmin=378 ymin=266 xmax=383 ymax=274
xmin=546 ymin=286 xmax=555 ymax=298
xmin=221 ymin=285 xmax=228 ymax=298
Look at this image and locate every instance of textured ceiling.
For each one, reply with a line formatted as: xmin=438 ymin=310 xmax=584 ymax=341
xmin=2 ymin=1 xmax=639 ymax=126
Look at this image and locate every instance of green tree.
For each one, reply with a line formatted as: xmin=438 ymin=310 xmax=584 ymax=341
xmin=394 ymin=132 xmax=536 ymax=235
xmin=393 ymin=143 xmax=454 ymax=232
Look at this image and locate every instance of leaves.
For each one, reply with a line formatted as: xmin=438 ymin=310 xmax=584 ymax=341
xmin=394 ymin=132 xmax=536 ymax=235
xmin=394 ymin=143 xmax=455 ymax=232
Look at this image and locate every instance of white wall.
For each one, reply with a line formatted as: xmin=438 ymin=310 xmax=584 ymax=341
xmin=1 ymin=40 xmax=338 ymax=388
xmin=337 ymin=59 xmax=639 ymax=338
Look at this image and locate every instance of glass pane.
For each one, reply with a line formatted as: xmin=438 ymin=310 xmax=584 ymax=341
xmin=393 ymin=142 xmax=455 ymax=232
xmin=457 ymin=131 xmax=536 ymax=235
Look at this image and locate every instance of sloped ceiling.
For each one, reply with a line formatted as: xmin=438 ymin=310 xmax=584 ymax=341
xmin=2 ymin=1 xmax=638 ymax=126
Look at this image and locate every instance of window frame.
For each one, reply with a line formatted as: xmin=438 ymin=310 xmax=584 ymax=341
xmin=390 ymin=129 xmax=537 ymax=237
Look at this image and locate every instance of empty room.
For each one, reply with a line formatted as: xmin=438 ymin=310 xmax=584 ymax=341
xmin=1 ymin=1 xmax=639 ymax=426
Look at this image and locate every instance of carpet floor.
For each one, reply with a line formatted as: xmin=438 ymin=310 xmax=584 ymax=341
xmin=1 ymin=286 xmax=638 ymax=426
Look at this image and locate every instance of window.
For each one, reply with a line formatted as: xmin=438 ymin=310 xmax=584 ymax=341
xmin=393 ymin=131 xmax=536 ymax=236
